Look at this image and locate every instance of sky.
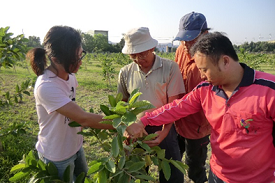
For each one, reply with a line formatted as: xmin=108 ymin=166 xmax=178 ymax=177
xmin=2 ymin=0 xmax=275 ymax=46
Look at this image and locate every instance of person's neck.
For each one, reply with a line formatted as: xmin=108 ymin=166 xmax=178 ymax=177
xmin=222 ymin=63 xmax=244 ymax=95
xmin=48 ymin=65 xmax=69 ymax=80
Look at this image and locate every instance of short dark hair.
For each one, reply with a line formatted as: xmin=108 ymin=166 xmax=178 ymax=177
xmin=28 ymin=26 xmax=82 ymax=76
xmin=190 ymin=32 xmax=239 ymax=65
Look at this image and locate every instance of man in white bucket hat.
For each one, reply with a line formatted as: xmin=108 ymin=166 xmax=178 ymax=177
xmin=118 ymin=27 xmax=185 ymax=182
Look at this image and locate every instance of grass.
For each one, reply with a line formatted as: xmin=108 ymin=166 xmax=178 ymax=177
xmin=0 ymin=55 xmax=275 ymax=182
xmin=0 ymin=61 xmax=119 ymax=182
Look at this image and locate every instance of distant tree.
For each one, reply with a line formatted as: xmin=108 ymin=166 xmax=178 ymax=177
xmin=94 ymin=34 xmax=109 ymax=52
xmin=82 ymin=33 xmax=95 ymax=53
xmin=233 ymin=44 xmax=239 ymax=52
xmin=82 ymin=33 xmax=124 ymax=53
xmin=235 ymin=41 xmax=275 ymax=53
xmin=0 ymin=26 xmax=28 ymax=68
xmin=117 ymin=37 xmax=125 ymax=50
xmin=26 ymin=36 xmax=42 ymax=48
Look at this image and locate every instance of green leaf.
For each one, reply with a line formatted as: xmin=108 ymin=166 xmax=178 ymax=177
xmin=111 ymin=137 xmax=119 ymax=157
xmin=63 ymin=165 xmax=71 ymax=183
xmin=108 ymin=95 xmax=117 ymax=107
xmin=15 ymin=84 xmax=19 ymax=92
xmin=89 ymin=108 xmax=94 ymax=113
xmin=130 ymin=104 xmax=155 ymax=115
xmin=100 ymin=157 xmax=109 ymax=163
xmin=103 ymin=114 xmax=121 ymax=120
xmin=157 ymin=149 xmax=166 ymax=159
xmin=101 ymin=142 xmax=111 ymax=151
xmin=118 ymin=156 xmax=125 ymax=169
xmin=68 ymin=121 xmax=81 ymax=127
xmin=9 ymin=167 xmax=31 ymax=182
xmin=116 ymin=125 xmax=127 ymax=136
xmin=128 ymin=88 xmax=139 ymax=102
xmin=127 ymin=161 xmax=145 ymax=173
xmin=129 ymin=92 xmax=142 ymax=105
xmin=98 ymin=169 xmax=108 ymax=183
xmin=121 ymin=111 xmax=136 ymax=123
xmin=135 ymin=174 xmax=155 ymax=181
xmin=151 ymin=156 xmax=159 ymax=166
xmin=98 ymin=131 xmax=108 ymax=140
xmin=145 ymin=155 xmax=152 ymax=167
xmin=10 ymin=163 xmax=26 ymax=173
xmin=143 ymin=133 xmax=158 ymax=141
xmin=129 ymin=100 xmax=152 ymax=108
xmin=111 ymin=170 xmax=123 ymax=178
xmin=100 ymin=120 xmax=112 ymax=125
xmin=151 ymin=146 xmax=162 ymax=152
xmin=100 ymin=104 xmax=111 ymax=116
xmin=169 ymin=160 xmax=188 ymax=175
xmin=105 ymin=160 xmax=116 ymax=173
xmin=37 ymin=159 xmax=46 ymax=171
xmin=75 ymin=172 xmax=86 ymax=183
xmin=25 ymin=151 xmax=37 ymax=166
xmin=5 ymin=91 xmax=10 ymax=99
xmin=117 ymin=134 xmax=124 ymax=150
xmin=46 ymin=162 xmax=58 ymax=176
xmin=132 ymin=148 xmax=145 ymax=155
xmin=112 ymin=101 xmax=128 ymax=114
xmin=118 ymin=172 xmax=130 ymax=183
xmin=84 ymin=177 xmax=92 ymax=183
xmin=14 ymin=96 xmax=18 ymax=103
xmin=77 ymin=131 xmax=93 ymax=136
xmin=137 ymin=141 xmax=151 ymax=152
xmin=34 ymin=171 xmax=50 ymax=179
xmin=28 ymin=150 xmax=37 ymax=159
xmin=23 ymin=91 xmax=30 ymax=96
xmin=87 ymin=162 xmax=103 ymax=175
xmin=161 ymin=160 xmax=171 ymax=181
xmin=112 ymin=118 xmax=121 ymax=128
xmin=29 ymin=159 xmax=37 ymax=167
xmin=115 ymin=93 xmax=123 ymax=103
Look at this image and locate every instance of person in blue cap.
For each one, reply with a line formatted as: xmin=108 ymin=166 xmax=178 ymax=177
xmin=173 ymin=12 xmax=211 ymax=183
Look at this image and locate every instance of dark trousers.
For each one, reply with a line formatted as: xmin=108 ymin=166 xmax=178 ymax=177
xmin=178 ymin=135 xmax=210 ymax=183
xmin=208 ymin=168 xmax=226 ymax=183
xmin=146 ymin=125 xmax=184 ymax=183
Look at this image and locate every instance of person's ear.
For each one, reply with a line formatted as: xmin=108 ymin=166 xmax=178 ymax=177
xmin=222 ymin=55 xmax=230 ymax=68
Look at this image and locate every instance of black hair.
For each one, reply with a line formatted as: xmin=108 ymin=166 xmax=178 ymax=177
xmin=27 ymin=26 xmax=82 ymax=76
xmin=190 ymin=32 xmax=239 ymax=65
xmin=201 ymin=28 xmax=211 ymax=33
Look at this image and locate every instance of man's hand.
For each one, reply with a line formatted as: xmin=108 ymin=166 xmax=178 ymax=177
xmin=143 ymin=130 xmax=163 ymax=147
xmin=126 ymin=120 xmax=147 ymax=138
xmin=123 ymin=130 xmax=132 ymax=145
xmin=144 ymin=123 xmax=172 ymax=147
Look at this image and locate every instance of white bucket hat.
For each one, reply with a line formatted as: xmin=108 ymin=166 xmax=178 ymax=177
xmin=122 ymin=27 xmax=158 ymax=54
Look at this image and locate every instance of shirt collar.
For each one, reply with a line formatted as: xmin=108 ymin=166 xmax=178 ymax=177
xmin=151 ymin=54 xmax=163 ymax=71
xmin=238 ymin=63 xmax=255 ymax=87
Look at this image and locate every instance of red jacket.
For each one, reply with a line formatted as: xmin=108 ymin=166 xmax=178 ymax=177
xmin=175 ymin=44 xmax=211 ymax=139
xmin=141 ymin=63 xmax=275 ymax=182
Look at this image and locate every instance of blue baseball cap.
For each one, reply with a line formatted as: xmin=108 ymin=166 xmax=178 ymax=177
xmin=174 ymin=12 xmax=208 ymax=41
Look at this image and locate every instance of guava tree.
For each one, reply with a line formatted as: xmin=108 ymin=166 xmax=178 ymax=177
xmin=0 ymin=26 xmax=28 ymax=69
xmin=9 ymin=90 xmax=188 ymax=183
xmin=0 ymin=27 xmax=32 ymax=106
